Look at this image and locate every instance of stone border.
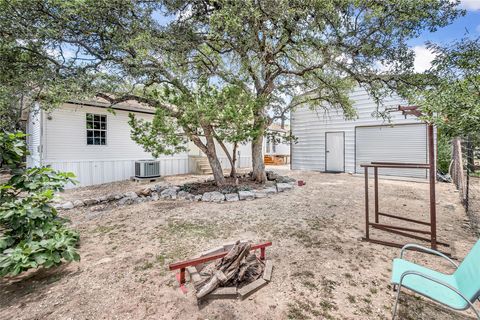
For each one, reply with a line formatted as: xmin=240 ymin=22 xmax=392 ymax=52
xmin=56 ymin=171 xmax=296 ymax=210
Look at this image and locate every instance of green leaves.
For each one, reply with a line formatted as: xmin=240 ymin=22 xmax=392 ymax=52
xmin=408 ymin=38 xmax=480 ymax=138
xmin=0 ymin=131 xmax=80 ymax=277
xmin=0 ymin=131 xmax=28 ymax=169
xmin=127 ymin=81 xmax=257 ymax=160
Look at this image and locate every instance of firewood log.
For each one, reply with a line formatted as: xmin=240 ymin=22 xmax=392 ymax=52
xmin=196 ymin=241 xmax=252 ymax=299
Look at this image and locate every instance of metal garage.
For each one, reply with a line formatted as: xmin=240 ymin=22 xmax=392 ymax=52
xmin=291 ymin=87 xmax=434 ymax=178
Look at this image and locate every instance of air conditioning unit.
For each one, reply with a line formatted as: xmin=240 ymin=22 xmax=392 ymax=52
xmin=135 ymin=160 xmax=161 ymax=178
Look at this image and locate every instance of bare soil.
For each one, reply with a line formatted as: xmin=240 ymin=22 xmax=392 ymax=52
xmin=467 ymin=176 xmax=480 ymax=236
xmin=1 ymin=169 xmax=478 ymax=320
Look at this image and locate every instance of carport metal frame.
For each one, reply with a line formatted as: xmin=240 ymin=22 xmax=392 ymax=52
xmin=360 ymin=106 xmax=449 ymax=252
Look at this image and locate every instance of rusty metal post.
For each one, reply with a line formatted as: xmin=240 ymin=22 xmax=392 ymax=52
xmin=179 ymin=268 xmax=186 ymax=284
xmin=365 ymin=166 xmax=369 ymax=240
xmin=428 ymin=124 xmax=437 ymax=250
xmin=374 ymin=167 xmax=379 ymax=223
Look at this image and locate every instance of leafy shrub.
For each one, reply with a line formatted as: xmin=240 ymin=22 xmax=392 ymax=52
xmin=179 ymin=183 xmax=195 ymax=193
xmin=437 ymin=131 xmax=452 ymax=174
xmin=0 ymin=131 xmax=27 ymax=169
xmin=0 ymin=131 xmax=79 ymax=276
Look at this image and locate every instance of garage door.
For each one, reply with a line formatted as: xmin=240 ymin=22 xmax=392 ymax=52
xmin=355 ymin=124 xmax=428 ymax=178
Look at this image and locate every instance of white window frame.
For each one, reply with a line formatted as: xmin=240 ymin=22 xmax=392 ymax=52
xmin=86 ymin=113 xmax=107 ymax=145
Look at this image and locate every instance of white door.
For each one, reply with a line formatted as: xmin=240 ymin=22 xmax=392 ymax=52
xmin=326 ymin=132 xmax=344 ymax=172
xmin=355 ymin=124 xmax=428 ymax=178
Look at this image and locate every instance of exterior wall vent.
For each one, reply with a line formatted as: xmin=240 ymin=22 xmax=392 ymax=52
xmin=135 ymin=160 xmax=161 ymax=178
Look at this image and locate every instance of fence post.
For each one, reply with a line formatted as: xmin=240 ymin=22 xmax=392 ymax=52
xmin=452 ymin=137 xmax=465 ymax=199
xmin=466 ymin=136 xmax=474 ymax=212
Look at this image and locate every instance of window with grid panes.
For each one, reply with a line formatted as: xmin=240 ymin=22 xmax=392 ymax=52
xmin=86 ymin=113 xmax=107 ymax=145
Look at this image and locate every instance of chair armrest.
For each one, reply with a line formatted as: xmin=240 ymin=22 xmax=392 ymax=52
xmin=399 ymin=271 xmax=479 ymax=318
xmin=400 ymin=244 xmax=458 ymax=269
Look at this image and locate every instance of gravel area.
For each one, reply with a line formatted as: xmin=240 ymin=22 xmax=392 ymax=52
xmin=0 ymin=169 xmax=477 ymax=320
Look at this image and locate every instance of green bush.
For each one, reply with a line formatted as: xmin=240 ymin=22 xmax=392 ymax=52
xmin=0 ymin=131 xmax=79 ymax=276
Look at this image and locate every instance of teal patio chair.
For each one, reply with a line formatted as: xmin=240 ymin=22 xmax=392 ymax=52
xmin=391 ymin=240 xmax=480 ymax=319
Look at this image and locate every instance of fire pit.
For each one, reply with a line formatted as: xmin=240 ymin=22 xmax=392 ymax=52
xmin=169 ymin=240 xmax=273 ymax=300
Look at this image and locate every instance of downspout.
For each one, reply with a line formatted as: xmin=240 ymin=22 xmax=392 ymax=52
xmin=39 ymin=103 xmax=45 ymax=166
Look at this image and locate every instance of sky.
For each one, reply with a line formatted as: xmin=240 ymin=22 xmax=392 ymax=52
xmin=411 ymin=0 xmax=480 ymax=72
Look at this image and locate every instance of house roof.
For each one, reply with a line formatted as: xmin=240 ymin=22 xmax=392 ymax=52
xmin=67 ymin=98 xmax=156 ymax=115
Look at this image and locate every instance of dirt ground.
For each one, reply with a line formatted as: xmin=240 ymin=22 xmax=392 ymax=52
xmin=1 ymin=169 xmax=478 ymax=320
xmin=467 ymin=176 xmax=480 ymax=236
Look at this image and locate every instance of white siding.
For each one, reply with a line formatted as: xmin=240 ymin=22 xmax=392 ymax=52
xmin=42 ymin=103 xmax=189 ymax=187
xmin=43 ymin=103 xmax=160 ymax=161
xmin=26 ymin=103 xmax=42 ymax=167
xmin=291 ymin=87 xmax=432 ymax=178
xmin=263 ymin=131 xmax=291 ymax=156
xmin=47 ymin=157 xmax=189 ymax=188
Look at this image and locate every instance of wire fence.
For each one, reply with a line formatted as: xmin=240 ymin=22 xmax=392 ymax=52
xmin=451 ymin=135 xmax=480 ymax=235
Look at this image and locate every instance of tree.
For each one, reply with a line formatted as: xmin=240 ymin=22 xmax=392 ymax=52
xmin=209 ymin=85 xmax=258 ymax=178
xmin=412 ymin=37 xmax=480 ymax=138
xmin=161 ymin=0 xmax=463 ymax=182
xmin=0 ymin=24 xmax=99 ymax=131
xmin=0 ymin=0 xmax=463 ymax=183
xmin=0 ymin=131 xmax=80 ymax=277
xmin=105 ymin=82 xmax=257 ymax=185
xmin=1 ymin=1 xmax=257 ymax=186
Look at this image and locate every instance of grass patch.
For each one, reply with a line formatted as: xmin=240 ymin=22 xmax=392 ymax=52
xmin=292 ymin=270 xmax=315 ymax=278
xmin=164 ymin=220 xmax=216 ymax=239
xmin=287 ymin=303 xmax=310 ymax=320
xmin=320 ymin=277 xmax=338 ymax=297
xmin=156 ymin=254 xmax=166 ymax=264
xmin=134 ymin=261 xmax=154 ymax=271
xmin=287 ymin=299 xmax=319 ymax=320
xmin=92 ymin=225 xmax=117 ymax=234
xmin=301 ymin=280 xmax=317 ymax=290
xmin=289 ymin=230 xmax=321 ymax=248
xmin=347 ymin=294 xmax=356 ymax=304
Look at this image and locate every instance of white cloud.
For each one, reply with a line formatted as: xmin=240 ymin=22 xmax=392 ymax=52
xmin=459 ymin=0 xmax=480 ymax=10
xmin=413 ymin=45 xmax=435 ymax=73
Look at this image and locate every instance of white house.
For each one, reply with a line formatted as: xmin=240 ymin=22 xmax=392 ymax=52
xmin=291 ymin=87 xmax=434 ymax=178
xmin=263 ymin=123 xmax=291 ymax=165
xmin=26 ymin=100 xmax=252 ymax=187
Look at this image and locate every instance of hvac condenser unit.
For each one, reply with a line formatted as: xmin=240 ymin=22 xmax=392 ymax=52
xmin=135 ymin=160 xmax=161 ymax=178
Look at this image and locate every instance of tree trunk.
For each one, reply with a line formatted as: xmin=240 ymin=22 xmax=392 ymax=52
xmin=251 ymin=131 xmax=266 ymax=183
xmin=189 ymin=129 xmax=226 ymax=186
xmin=230 ymin=142 xmax=238 ymax=178
xmin=205 ymin=149 xmax=226 ymax=186
xmin=203 ymin=126 xmax=226 ymax=186
xmin=215 ymin=137 xmax=236 ymax=178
